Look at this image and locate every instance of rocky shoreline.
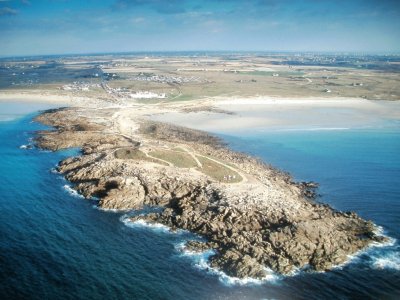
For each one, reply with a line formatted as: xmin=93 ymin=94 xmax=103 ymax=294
xmin=34 ymin=107 xmax=387 ymax=279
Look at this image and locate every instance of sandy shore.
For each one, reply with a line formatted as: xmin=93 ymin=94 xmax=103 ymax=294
xmin=0 ymin=91 xmax=111 ymax=108
xmin=2 ymin=91 xmax=400 ymax=133
xmin=3 ymin=90 xmax=391 ymax=278
xmin=33 ymin=106 xmax=386 ymax=279
xmin=150 ymin=97 xmax=400 ymax=133
xmin=0 ymin=92 xmax=72 ymax=104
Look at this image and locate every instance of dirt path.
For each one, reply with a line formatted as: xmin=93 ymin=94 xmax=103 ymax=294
xmin=111 ymin=107 xmax=259 ymax=185
xmin=175 ymin=146 xmax=203 ymax=168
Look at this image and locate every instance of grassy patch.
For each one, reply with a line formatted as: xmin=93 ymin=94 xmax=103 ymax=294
xmin=114 ymin=148 xmax=168 ymax=165
xmin=172 ymin=146 xmax=186 ymax=152
xmin=196 ymin=156 xmax=242 ymax=183
xmin=204 ymin=155 xmax=236 ymax=168
xmin=173 ymin=94 xmax=196 ymax=102
xmin=150 ymin=150 xmax=198 ymax=168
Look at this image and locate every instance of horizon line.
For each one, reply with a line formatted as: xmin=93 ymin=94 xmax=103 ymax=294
xmin=1 ymin=49 xmax=400 ymax=60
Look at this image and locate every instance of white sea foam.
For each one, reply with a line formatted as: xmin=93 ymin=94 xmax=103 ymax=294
xmin=125 ymin=220 xmax=278 ymax=285
xmin=372 ymin=252 xmax=400 ymax=271
xmin=328 ymin=225 xmax=400 ymax=273
xmin=63 ymin=184 xmax=83 ymax=198
xmin=196 ymin=253 xmax=278 ymax=286
xmin=330 ymin=226 xmax=398 ymax=271
xmin=126 ymin=217 xmax=398 ymax=284
xmin=51 ymin=167 xmax=61 ymax=174
xmin=122 ymin=217 xmax=175 ymax=233
xmin=366 ymin=227 xmax=400 ymax=271
xmin=175 ymin=241 xmax=206 ymax=256
xmin=363 ymin=226 xmax=397 ymax=252
xmin=177 ymin=227 xmax=400 ymax=285
xmin=372 ymin=225 xmax=397 ymax=247
xmin=176 ymin=241 xmax=279 ymax=286
xmin=97 ymin=207 xmax=123 ymax=213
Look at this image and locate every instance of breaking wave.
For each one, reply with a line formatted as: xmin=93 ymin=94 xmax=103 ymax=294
xmin=121 ymin=215 xmax=180 ymax=234
xmin=175 ymin=242 xmax=279 ymax=286
xmin=62 ymin=184 xmax=83 ymax=198
xmin=371 ymin=251 xmax=400 ymax=271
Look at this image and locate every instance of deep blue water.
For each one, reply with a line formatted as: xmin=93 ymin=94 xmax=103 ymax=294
xmin=1 ymin=112 xmax=400 ymax=299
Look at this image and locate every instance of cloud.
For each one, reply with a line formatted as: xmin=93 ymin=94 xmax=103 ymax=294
xmin=0 ymin=7 xmax=17 ymax=16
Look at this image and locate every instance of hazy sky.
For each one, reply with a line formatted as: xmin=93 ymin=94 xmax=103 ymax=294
xmin=1 ymin=0 xmax=399 ymax=56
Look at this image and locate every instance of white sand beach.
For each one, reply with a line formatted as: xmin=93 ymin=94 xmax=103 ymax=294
xmin=0 ymin=92 xmax=72 ymax=104
xmin=1 ymin=90 xmax=400 ymax=133
xmin=150 ymin=97 xmax=400 ymax=133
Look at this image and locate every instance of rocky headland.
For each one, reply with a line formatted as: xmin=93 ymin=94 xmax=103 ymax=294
xmin=34 ymin=106 xmax=386 ymax=279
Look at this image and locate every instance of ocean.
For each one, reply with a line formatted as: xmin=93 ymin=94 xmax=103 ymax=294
xmin=0 ymin=105 xmax=399 ymax=299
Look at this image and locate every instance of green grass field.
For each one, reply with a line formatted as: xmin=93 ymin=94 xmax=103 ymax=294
xmin=149 ymin=149 xmax=198 ymax=168
xmin=114 ymin=148 xmax=168 ymax=165
xmin=196 ymin=156 xmax=242 ymax=183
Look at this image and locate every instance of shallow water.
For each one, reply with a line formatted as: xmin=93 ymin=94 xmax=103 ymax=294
xmin=0 ymin=110 xmax=399 ymax=299
xmin=0 ymin=102 xmax=59 ymax=121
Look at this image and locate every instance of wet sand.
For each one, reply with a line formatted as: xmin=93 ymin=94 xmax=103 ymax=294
xmin=150 ymin=98 xmax=400 ymax=133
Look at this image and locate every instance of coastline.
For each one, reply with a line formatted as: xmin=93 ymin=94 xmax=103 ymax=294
xmin=151 ymin=97 xmax=400 ymax=134
xmin=1 ymin=91 xmax=396 ymax=280
xmin=1 ymin=97 xmax=399 ymax=298
xmin=6 ymin=90 xmax=400 ymax=133
xmin=0 ymin=102 xmax=64 ymax=122
xmin=0 ymin=91 xmax=110 ymax=109
xmin=31 ymin=104 xmax=388 ymax=279
xmin=0 ymin=92 xmax=73 ymax=105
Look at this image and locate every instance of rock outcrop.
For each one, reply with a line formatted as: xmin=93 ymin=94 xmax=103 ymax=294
xmin=34 ymin=107 xmax=386 ymax=279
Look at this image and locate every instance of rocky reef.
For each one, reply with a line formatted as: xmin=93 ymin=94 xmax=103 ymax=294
xmin=34 ymin=107 xmax=386 ymax=279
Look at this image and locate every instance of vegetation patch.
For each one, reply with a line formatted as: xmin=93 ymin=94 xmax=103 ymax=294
xmin=150 ymin=150 xmax=198 ymax=168
xmin=196 ymin=156 xmax=242 ymax=183
xmin=114 ymin=148 xmax=168 ymax=165
xmin=139 ymin=121 xmax=223 ymax=146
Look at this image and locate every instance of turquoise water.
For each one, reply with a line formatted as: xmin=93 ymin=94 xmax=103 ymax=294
xmin=0 ymin=102 xmax=59 ymax=122
xmin=222 ymin=128 xmax=400 ymax=237
xmin=1 ymin=111 xmax=399 ymax=299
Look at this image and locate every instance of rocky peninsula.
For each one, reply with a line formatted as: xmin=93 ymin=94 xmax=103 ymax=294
xmin=34 ymin=106 xmax=386 ymax=279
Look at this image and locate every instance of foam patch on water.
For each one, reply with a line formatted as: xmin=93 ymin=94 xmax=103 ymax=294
xmin=124 ymin=219 xmax=279 ymax=285
xmin=63 ymin=184 xmax=83 ymax=198
xmin=124 ymin=217 xmax=398 ymax=283
xmin=51 ymin=167 xmax=61 ymax=174
xmin=19 ymin=144 xmax=33 ymax=149
xmin=176 ymin=242 xmax=279 ymax=286
xmin=371 ymin=251 xmax=400 ymax=271
xmin=122 ymin=216 xmax=175 ymax=233
xmin=364 ymin=227 xmax=397 ymax=255
xmin=371 ymin=226 xmax=397 ymax=246
xmin=330 ymin=226 xmax=400 ymax=273
xmin=97 ymin=207 xmax=124 ymax=213
xmin=329 ymin=226 xmax=397 ymax=271
xmin=366 ymin=228 xmax=400 ymax=271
